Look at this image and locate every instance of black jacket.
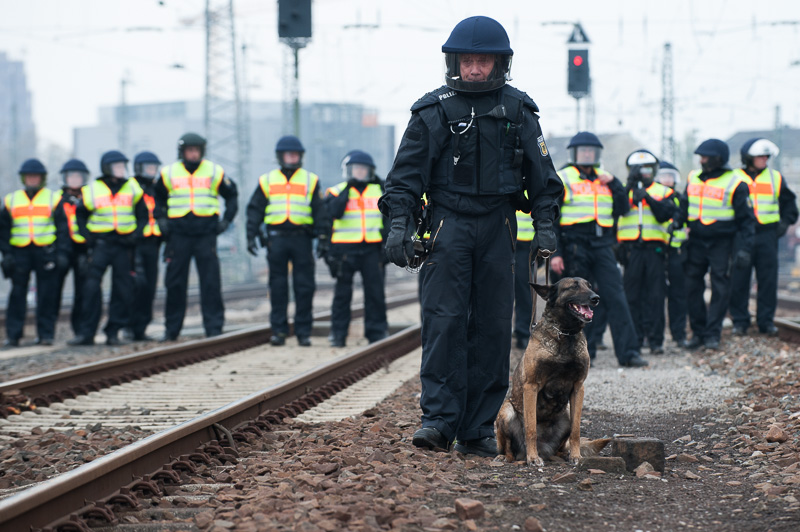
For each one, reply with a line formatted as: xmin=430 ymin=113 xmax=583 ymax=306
xmin=245 ymin=167 xmax=329 ymax=240
xmin=153 ymin=160 xmax=238 ymax=236
xmin=378 ymin=84 xmax=563 ymax=224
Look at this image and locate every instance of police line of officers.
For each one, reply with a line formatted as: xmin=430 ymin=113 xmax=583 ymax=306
xmin=0 ymin=133 xmax=389 ymax=348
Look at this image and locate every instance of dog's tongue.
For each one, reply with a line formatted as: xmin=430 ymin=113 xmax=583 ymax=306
xmin=578 ymin=305 xmax=594 ymax=320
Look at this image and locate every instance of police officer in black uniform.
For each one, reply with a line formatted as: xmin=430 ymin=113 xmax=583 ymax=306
xmin=245 ymin=136 xmax=329 ymax=347
xmin=1 ymin=159 xmax=69 ymax=347
xmin=550 ymin=132 xmax=648 ymax=367
xmin=154 ymin=133 xmax=238 ymax=340
xmin=53 ymin=159 xmax=93 ymax=338
xmin=129 ymin=151 xmax=163 ymax=341
xmin=656 ymin=161 xmax=689 ymax=347
xmin=379 ymin=16 xmax=563 ymax=458
xmin=69 ymin=151 xmax=148 ymax=346
xmin=681 ymin=139 xmax=755 ymax=350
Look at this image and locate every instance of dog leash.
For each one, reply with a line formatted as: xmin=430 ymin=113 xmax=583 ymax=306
xmin=528 ymin=246 xmax=552 ymax=335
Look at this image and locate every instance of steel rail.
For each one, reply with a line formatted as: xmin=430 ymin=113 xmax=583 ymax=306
xmin=0 ymin=324 xmax=422 ymax=531
xmin=0 ymin=292 xmax=418 ymax=411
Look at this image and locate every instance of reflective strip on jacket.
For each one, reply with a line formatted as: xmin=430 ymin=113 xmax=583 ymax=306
xmin=161 ymin=160 xmax=223 ymax=218
xmin=4 ymin=188 xmax=58 ymax=247
xmin=260 ymin=168 xmax=317 ymax=226
xmin=58 ymin=194 xmax=86 ymax=244
xmin=735 ymin=168 xmax=781 ymax=225
xmin=557 ymin=165 xmax=615 ymax=227
xmin=82 ymin=178 xmax=143 ymax=234
xmin=327 ymin=182 xmax=383 ymax=244
xmin=142 ymin=194 xmax=161 ymax=237
xmin=686 ymin=170 xmax=743 ymax=225
xmin=515 ymin=210 xmax=534 ymax=242
xmin=617 ymin=182 xmax=673 ymax=243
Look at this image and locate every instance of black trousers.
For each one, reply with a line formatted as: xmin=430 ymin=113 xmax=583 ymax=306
xmin=561 ymin=239 xmax=640 ymax=363
xmin=163 ymin=233 xmax=224 ymax=337
xmin=54 ymin=248 xmax=91 ymax=336
xmin=329 ymin=245 xmax=387 ymax=342
xmin=729 ymin=228 xmax=778 ymax=332
xmin=267 ymin=233 xmax=315 ymax=338
xmin=79 ymin=240 xmax=135 ymax=339
xmin=512 ymin=239 xmax=533 ymax=342
xmin=418 ymin=204 xmax=515 ymax=443
xmin=131 ymin=238 xmax=161 ymax=337
xmin=622 ymin=244 xmax=667 ymax=349
xmin=5 ymin=245 xmax=60 ymax=341
xmin=684 ymin=236 xmax=733 ymax=342
xmin=666 ymin=246 xmax=688 ymax=342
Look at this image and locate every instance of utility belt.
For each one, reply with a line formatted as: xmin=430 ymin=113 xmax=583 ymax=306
xmin=621 ymin=240 xmax=668 ymax=252
xmin=267 ymin=225 xmax=312 ymax=238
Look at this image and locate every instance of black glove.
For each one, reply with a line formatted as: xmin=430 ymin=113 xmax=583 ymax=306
xmin=316 ymin=236 xmax=330 ymax=259
xmin=216 ymin=219 xmax=230 ymax=235
xmin=733 ymin=249 xmax=751 ymax=269
xmin=56 ymin=253 xmax=70 ymax=272
xmin=1 ymin=254 xmax=15 ymax=279
xmin=631 ymin=186 xmax=648 ymax=204
xmin=777 ymin=219 xmax=791 ymax=238
xmin=384 ymin=216 xmax=415 ymax=267
xmin=247 ymin=237 xmax=259 ymax=257
xmin=532 ymin=221 xmax=557 ymax=256
xmin=156 ymin=218 xmax=169 ymax=239
xmin=347 ymin=178 xmax=361 ymax=188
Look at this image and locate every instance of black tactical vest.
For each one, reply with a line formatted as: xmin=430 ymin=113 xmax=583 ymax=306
xmin=412 ymin=85 xmax=536 ymax=197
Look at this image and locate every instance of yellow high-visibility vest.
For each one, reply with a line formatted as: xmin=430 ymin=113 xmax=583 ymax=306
xmin=686 ymin=170 xmax=743 ymax=225
xmin=557 ymin=166 xmax=615 ymax=228
xmin=327 ymin=182 xmax=383 ymax=244
xmin=82 ymin=178 xmax=143 ymax=234
xmin=735 ymin=168 xmax=781 ymax=225
xmin=161 ymin=160 xmax=223 ymax=218
xmin=617 ymin=182 xmax=673 ymax=243
xmin=260 ymin=168 xmax=317 ymax=226
xmin=4 ymin=188 xmax=58 ymax=247
xmin=515 ymin=210 xmax=534 ymax=242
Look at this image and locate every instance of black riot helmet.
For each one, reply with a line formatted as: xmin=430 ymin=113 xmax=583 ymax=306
xmin=442 ymin=16 xmax=513 ymax=93
xmin=567 ymin=131 xmax=603 ymax=168
xmin=656 ymin=160 xmax=681 ymax=189
xmin=275 ymin=135 xmax=305 ymax=171
xmin=694 ymin=138 xmax=729 ymax=173
xmin=133 ymin=151 xmax=162 ymax=180
xmin=178 ymin=132 xmax=206 ymax=160
xmin=625 ymin=149 xmax=659 ymax=187
xmin=19 ymin=158 xmax=47 ymax=191
xmin=341 ymin=149 xmax=376 ymax=182
xmin=60 ymin=158 xmax=90 ymax=189
xmin=100 ymin=150 xmax=129 ymax=178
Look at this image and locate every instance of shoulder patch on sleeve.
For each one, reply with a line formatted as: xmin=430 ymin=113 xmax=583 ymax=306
xmin=537 ymin=135 xmax=549 ymax=157
xmin=410 ymin=86 xmax=451 ymax=112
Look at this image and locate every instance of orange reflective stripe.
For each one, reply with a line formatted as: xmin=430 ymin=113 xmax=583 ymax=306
xmin=268 ymin=182 xmax=307 ymax=196
xmin=10 ymin=205 xmax=51 ymax=217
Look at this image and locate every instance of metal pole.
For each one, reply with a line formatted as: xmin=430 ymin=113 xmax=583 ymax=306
xmin=575 ymin=97 xmax=580 ymax=132
xmin=293 ymin=45 xmax=300 ymax=137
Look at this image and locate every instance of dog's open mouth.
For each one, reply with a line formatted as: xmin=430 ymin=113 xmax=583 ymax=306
xmin=569 ymin=303 xmax=594 ymax=322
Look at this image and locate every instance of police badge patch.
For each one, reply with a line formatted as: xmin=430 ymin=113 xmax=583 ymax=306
xmin=537 ymin=135 xmax=548 ymax=157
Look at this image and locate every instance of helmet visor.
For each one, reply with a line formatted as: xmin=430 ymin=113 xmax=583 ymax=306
xmin=137 ymin=163 xmax=160 ymax=179
xmin=572 ymin=146 xmax=602 ymax=167
xmin=656 ymin=168 xmax=680 ymax=188
xmin=444 ymin=53 xmax=511 ymax=92
xmin=63 ymin=170 xmax=88 ymax=189
xmin=346 ymin=163 xmax=373 ymax=182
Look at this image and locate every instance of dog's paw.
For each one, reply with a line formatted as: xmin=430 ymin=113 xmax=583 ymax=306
xmin=527 ymin=456 xmax=544 ymax=467
xmin=569 ymin=454 xmax=582 ymax=466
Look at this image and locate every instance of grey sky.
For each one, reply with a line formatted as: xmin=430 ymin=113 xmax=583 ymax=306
xmin=2 ymin=0 xmax=799 ymax=157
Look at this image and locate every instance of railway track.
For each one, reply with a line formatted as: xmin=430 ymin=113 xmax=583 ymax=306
xmin=0 ymin=297 xmax=422 ymax=531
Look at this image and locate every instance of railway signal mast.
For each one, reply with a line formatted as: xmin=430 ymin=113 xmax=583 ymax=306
xmin=567 ymin=23 xmax=591 ymax=132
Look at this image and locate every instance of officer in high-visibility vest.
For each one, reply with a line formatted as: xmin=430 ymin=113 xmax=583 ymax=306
xmin=53 ymin=158 xmax=93 ymax=337
xmin=617 ymin=150 xmax=678 ymax=355
xmin=245 ymin=135 xmax=329 ymax=347
xmin=154 ymin=133 xmax=238 ymax=341
xmin=68 ymin=151 xmax=147 ymax=346
xmin=656 ymin=161 xmax=689 ymax=348
xmin=0 ymin=159 xmax=69 ymax=347
xmin=680 ymin=139 xmax=755 ymax=350
xmin=550 ymin=132 xmax=648 ymax=367
xmin=729 ymin=138 xmax=798 ymax=336
xmin=324 ymin=150 xmax=388 ymax=347
xmin=128 ymin=151 xmax=163 ymax=341
xmin=512 ymin=207 xmax=534 ymax=350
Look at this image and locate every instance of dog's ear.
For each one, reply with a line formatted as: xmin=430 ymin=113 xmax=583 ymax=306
xmin=531 ymin=283 xmax=551 ymax=300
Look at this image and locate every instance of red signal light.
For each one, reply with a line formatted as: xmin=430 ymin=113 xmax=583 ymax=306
xmin=573 ymin=55 xmax=583 ymax=67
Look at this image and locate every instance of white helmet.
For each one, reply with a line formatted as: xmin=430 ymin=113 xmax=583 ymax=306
xmin=741 ymin=138 xmax=779 ymax=166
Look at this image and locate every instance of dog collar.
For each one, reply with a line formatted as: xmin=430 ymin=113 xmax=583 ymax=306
xmin=548 ymin=323 xmax=579 ymax=337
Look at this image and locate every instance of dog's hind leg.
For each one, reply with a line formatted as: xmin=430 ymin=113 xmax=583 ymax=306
xmin=495 ymin=401 xmax=515 ymax=462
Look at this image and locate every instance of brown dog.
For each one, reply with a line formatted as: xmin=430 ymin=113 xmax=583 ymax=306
xmin=496 ymin=277 xmax=603 ymax=465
